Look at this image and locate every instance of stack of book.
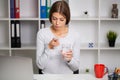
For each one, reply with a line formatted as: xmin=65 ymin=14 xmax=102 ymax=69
xmin=40 ymin=0 xmax=69 ymax=18
xmin=10 ymin=0 xmax=20 ymax=18
xmin=11 ymin=20 xmax=21 ymax=48
xmin=40 ymin=0 xmax=51 ymax=18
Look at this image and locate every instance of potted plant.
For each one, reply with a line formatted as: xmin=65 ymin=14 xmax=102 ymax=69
xmin=107 ymin=30 xmax=118 ymax=47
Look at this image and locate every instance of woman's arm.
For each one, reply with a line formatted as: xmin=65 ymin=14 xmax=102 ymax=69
xmin=67 ymin=34 xmax=80 ymax=71
xmin=36 ymin=30 xmax=49 ymax=70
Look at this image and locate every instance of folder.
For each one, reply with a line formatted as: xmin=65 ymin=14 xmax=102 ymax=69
xmin=40 ymin=20 xmax=45 ymax=29
xmin=14 ymin=0 xmax=20 ymax=18
xmin=10 ymin=0 xmax=15 ymax=18
xmin=46 ymin=0 xmax=51 ymax=18
xmin=11 ymin=21 xmax=16 ymax=47
xmin=15 ymin=20 xmax=21 ymax=47
xmin=40 ymin=0 xmax=47 ymax=18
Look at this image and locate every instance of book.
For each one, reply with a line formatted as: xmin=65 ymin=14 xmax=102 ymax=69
xmin=11 ymin=20 xmax=16 ymax=47
xmin=40 ymin=20 xmax=45 ymax=29
xmin=40 ymin=0 xmax=47 ymax=18
xmin=10 ymin=0 xmax=15 ymax=18
xmin=14 ymin=0 xmax=20 ymax=18
xmin=46 ymin=0 xmax=51 ymax=18
xmin=15 ymin=20 xmax=21 ymax=47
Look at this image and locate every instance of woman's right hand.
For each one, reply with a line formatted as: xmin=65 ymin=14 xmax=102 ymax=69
xmin=48 ymin=38 xmax=59 ymax=49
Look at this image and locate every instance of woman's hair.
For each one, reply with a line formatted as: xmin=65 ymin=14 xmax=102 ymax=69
xmin=49 ymin=0 xmax=70 ymax=25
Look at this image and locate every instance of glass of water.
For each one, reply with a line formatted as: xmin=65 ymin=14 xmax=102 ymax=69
xmin=61 ymin=44 xmax=72 ymax=53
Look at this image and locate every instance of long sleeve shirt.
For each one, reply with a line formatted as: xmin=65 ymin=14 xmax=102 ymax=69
xmin=36 ymin=27 xmax=80 ymax=74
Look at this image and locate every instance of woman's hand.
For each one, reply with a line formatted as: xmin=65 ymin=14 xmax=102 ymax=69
xmin=61 ymin=50 xmax=73 ymax=62
xmin=48 ymin=38 xmax=59 ymax=49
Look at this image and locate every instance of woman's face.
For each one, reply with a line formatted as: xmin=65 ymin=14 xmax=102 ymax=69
xmin=51 ymin=12 xmax=66 ymax=30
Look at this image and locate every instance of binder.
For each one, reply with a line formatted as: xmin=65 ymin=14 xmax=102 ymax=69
xmin=40 ymin=20 xmax=45 ymax=29
xmin=11 ymin=21 xmax=16 ymax=47
xmin=15 ymin=20 xmax=21 ymax=47
xmin=14 ymin=0 xmax=20 ymax=18
xmin=40 ymin=0 xmax=47 ymax=18
xmin=10 ymin=0 xmax=15 ymax=18
xmin=46 ymin=0 xmax=51 ymax=18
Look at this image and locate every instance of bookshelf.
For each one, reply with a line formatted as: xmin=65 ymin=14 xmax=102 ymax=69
xmin=0 ymin=0 xmax=120 ymax=74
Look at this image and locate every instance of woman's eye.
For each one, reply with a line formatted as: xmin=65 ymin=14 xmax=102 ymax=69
xmin=60 ymin=19 xmax=64 ymax=21
xmin=52 ymin=17 xmax=57 ymax=20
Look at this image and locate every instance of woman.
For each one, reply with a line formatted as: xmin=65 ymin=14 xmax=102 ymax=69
xmin=36 ymin=0 xmax=80 ymax=74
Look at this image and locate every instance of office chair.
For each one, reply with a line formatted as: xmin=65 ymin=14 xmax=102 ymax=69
xmin=0 ymin=56 xmax=33 ymax=80
xmin=73 ymin=70 xmax=79 ymax=74
xmin=39 ymin=69 xmax=79 ymax=74
xmin=39 ymin=69 xmax=43 ymax=74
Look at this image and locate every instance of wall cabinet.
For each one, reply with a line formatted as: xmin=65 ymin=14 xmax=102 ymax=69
xmin=0 ymin=0 xmax=120 ymax=74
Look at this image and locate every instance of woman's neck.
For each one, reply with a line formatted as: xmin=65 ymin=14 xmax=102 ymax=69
xmin=51 ymin=26 xmax=68 ymax=38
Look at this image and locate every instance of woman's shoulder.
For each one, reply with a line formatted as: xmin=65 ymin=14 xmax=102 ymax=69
xmin=69 ymin=27 xmax=79 ymax=36
xmin=37 ymin=27 xmax=50 ymax=34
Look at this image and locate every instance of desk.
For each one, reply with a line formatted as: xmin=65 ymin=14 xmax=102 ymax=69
xmin=33 ymin=74 xmax=108 ymax=80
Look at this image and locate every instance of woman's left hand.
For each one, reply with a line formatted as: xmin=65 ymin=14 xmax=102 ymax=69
xmin=61 ymin=50 xmax=73 ymax=62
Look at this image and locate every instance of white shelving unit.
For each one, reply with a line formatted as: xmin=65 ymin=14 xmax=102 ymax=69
xmin=69 ymin=0 xmax=120 ymax=73
xmin=0 ymin=0 xmax=120 ymax=74
xmin=0 ymin=0 xmax=39 ymax=74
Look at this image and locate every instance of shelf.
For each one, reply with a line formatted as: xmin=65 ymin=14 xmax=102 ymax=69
xmin=10 ymin=18 xmax=39 ymax=21
xmin=0 ymin=44 xmax=9 ymax=50
xmin=40 ymin=18 xmax=49 ymax=20
xmin=100 ymin=44 xmax=120 ymax=50
xmin=100 ymin=17 xmax=120 ymax=20
xmin=80 ymin=48 xmax=98 ymax=50
xmin=0 ymin=50 xmax=10 ymax=56
xmin=11 ymin=44 xmax=36 ymax=50
xmin=0 ymin=18 xmax=9 ymax=21
xmin=71 ymin=17 xmax=99 ymax=20
xmin=0 ymin=0 xmax=120 ymax=74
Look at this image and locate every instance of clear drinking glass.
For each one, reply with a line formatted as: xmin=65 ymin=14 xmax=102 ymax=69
xmin=62 ymin=44 xmax=72 ymax=53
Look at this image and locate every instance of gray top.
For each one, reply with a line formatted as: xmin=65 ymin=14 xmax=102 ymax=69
xmin=36 ymin=27 xmax=80 ymax=74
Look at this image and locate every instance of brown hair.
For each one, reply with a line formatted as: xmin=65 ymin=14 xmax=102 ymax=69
xmin=49 ymin=1 xmax=70 ymax=25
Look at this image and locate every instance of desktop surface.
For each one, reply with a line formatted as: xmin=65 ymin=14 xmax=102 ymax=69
xmin=33 ymin=74 xmax=108 ymax=80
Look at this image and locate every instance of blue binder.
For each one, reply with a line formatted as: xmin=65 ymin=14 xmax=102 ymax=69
xmin=40 ymin=0 xmax=47 ymax=18
xmin=10 ymin=0 xmax=15 ymax=18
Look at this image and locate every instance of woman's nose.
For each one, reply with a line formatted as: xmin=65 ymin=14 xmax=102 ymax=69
xmin=56 ymin=20 xmax=60 ymax=25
